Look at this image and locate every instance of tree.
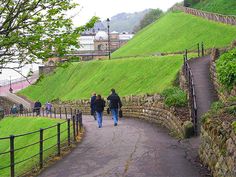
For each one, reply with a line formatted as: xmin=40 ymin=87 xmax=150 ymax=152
xmin=0 ymin=0 xmax=97 ymax=76
xmin=134 ymin=8 xmax=163 ymax=32
xmin=184 ymin=0 xmax=200 ymax=7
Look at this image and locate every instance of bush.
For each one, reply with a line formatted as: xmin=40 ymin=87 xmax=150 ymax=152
xmin=183 ymin=121 xmax=194 ymax=138
xmin=161 ymin=87 xmax=187 ymax=107
xmin=216 ymin=48 xmax=236 ymax=90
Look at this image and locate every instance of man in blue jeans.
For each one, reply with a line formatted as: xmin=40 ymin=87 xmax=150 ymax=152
xmin=107 ymin=89 xmax=122 ymax=126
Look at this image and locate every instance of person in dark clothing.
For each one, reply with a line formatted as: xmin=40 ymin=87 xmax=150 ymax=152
xmin=34 ymin=100 xmax=42 ymax=116
xmin=94 ymin=95 xmax=106 ymax=128
xmin=107 ymin=89 xmax=122 ymax=126
xmin=19 ymin=104 xmax=23 ymax=114
xmin=90 ymin=93 xmax=97 ymax=120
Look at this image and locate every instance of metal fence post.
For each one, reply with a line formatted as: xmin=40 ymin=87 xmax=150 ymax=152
xmin=65 ymin=108 xmax=67 ymax=119
xmin=57 ymin=123 xmax=61 ymax=156
xmin=72 ymin=116 xmax=76 ymax=141
xmin=42 ymin=108 xmax=44 ymax=117
xmin=197 ymin=43 xmax=200 ymax=57
xmin=201 ymin=42 xmax=204 ymax=56
xmin=67 ymin=119 xmax=70 ymax=146
xmin=39 ymin=129 xmax=44 ymax=169
xmin=10 ymin=135 xmax=15 ymax=177
xmin=76 ymin=114 xmax=79 ymax=136
xmin=54 ymin=108 xmax=56 ymax=118
xmin=79 ymin=112 xmax=83 ymax=132
xmin=70 ymin=108 xmax=73 ymax=119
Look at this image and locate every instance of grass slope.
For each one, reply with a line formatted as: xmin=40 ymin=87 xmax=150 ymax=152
xmin=0 ymin=117 xmax=68 ymax=176
xmin=192 ymin=0 xmax=236 ymax=15
xmin=19 ymin=55 xmax=183 ymax=102
xmin=112 ymin=11 xmax=236 ymax=58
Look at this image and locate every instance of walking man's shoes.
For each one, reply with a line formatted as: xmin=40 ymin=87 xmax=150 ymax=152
xmin=114 ymin=123 xmax=118 ymax=126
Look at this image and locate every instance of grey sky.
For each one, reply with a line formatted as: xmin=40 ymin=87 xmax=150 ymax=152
xmin=72 ymin=0 xmax=182 ymax=25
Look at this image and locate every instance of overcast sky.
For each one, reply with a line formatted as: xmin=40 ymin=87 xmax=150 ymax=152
xmin=72 ymin=0 xmax=182 ymax=25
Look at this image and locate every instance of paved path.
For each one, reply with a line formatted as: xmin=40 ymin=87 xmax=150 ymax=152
xmin=39 ymin=116 xmax=206 ymax=177
xmin=188 ymin=56 xmax=218 ymax=124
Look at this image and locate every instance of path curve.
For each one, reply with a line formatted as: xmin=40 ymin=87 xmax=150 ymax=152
xmin=39 ymin=116 xmax=205 ymax=177
xmin=188 ymin=56 xmax=218 ymax=119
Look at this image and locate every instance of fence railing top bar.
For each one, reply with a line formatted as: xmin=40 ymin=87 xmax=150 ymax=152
xmin=174 ymin=5 xmax=236 ymax=18
xmin=14 ymin=129 xmax=40 ymax=138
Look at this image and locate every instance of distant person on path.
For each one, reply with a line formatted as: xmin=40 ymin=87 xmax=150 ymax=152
xmin=34 ymin=100 xmax=42 ymax=116
xmin=45 ymin=101 xmax=52 ymax=115
xmin=94 ymin=95 xmax=106 ymax=128
xmin=11 ymin=104 xmax=18 ymax=115
xmin=90 ymin=93 xmax=97 ymax=120
xmin=107 ymin=89 xmax=122 ymax=126
xmin=19 ymin=104 xmax=23 ymax=114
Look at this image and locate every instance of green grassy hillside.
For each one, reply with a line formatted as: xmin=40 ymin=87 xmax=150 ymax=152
xmin=192 ymin=0 xmax=236 ymax=15
xmin=0 ymin=117 xmax=68 ymax=176
xmin=19 ymin=55 xmax=183 ymax=102
xmin=112 ymin=11 xmax=236 ymax=58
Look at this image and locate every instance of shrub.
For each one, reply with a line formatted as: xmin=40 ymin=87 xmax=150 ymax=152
xmin=161 ymin=87 xmax=187 ymax=107
xmin=216 ymin=48 xmax=236 ymax=90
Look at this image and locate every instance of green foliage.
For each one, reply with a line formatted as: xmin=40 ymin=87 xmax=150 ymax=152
xmin=161 ymin=87 xmax=187 ymax=107
xmin=192 ymin=0 xmax=236 ymax=15
xmin=210 ymin=101 xmax=224 ymax=113
xmin=232 ymin=121 xmax=236 ymax=133
xmin=0 ymin=0 xmax=98 ymax=70
xmin=112 ymin=12 xmax=236 ymax=58
xmin=216 ymin=48 xmax=236 ymax=90
xmin=19 ymin=55 xmax=183 ymax=102
xmin=0 ymin=117 xmax=69 ymax=176
xmin=183 ymin=121 xmax=194 ymax=138
xmin=134 ymin=8 xmax=163 ymax=32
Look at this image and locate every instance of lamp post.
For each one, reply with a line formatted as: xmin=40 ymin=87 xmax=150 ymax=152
xmin=106 ymin=18 xmax=111 ymax=59
xmin=9 ymin=76 xmax=13 ymax=93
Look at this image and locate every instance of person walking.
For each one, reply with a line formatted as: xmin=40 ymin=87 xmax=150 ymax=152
xmin=90 ymin=93 xmax=97 ymax=120
xmin=107 ymin=89 xmax=122 ymax=126
xmin=45 ymin=101 xmax=52 ymax=116
xmin=34 ymin=100 xmax=42 ymax=116
xmin=94 ymin=95 xmax=105 ymax=128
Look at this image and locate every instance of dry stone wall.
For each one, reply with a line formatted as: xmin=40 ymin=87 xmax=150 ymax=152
xmin=52 ymin=95 xmax=191 ymax=139
xmin=199 ymin=119 xmax=236 ymax=177
xmin=172 ymin=6 xmax=236 ymax=26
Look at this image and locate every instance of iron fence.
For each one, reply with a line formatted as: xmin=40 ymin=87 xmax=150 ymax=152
xmin=0 ymin=108 xmax=83 ymax=177
xmin=183 ymin=42 xmax=204 ymax=135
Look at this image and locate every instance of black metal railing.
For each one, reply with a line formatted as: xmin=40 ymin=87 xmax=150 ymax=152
xmin=183 ymin=42 xmax=204 ymax=135
xmin=0 ymin=108 xmax=83 ymax=177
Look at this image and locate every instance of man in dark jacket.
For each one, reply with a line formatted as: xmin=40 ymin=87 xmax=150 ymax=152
xmin=107 ymin=89 xmax=122 ymax=126
xmin=94 ymin=95 xmax=106 ymax=128
xmin=90 ymin=93 xmax=97 ymax=120
xmin=34 ymin=100 xmax=42 ymax=116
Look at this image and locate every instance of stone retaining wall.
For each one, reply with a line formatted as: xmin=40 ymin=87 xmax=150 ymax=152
xmin=52 ymin=95 xmax=191 ymax=139
xmin=172 ymin=6 xmax=236 ymax=26
xmin=199 ymin=119 xmax=236 ymax=177
xmin=209 ymin=49 xmax=236 ymax=102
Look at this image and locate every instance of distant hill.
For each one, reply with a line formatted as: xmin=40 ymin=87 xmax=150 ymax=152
xmin=190 ymin=0 xmax=236 ymax=15
xmin=102 ymin=9 xmax=151 ymax=33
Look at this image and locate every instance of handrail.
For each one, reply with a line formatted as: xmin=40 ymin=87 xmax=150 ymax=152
xmin=182 ymin=43 xmax=204 ymax=135
xmin=0 ymin=107 xmax=83 ymax=177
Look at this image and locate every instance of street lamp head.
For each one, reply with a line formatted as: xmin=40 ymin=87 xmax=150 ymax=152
xmin=106 ymin=18 xmax=110 ymax=22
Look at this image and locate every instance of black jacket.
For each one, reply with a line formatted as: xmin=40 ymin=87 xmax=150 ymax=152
xmin=94 ymin=99 xmax=106 ymax=112
xmin=107 ymin=93 xmax=122 ymax=109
